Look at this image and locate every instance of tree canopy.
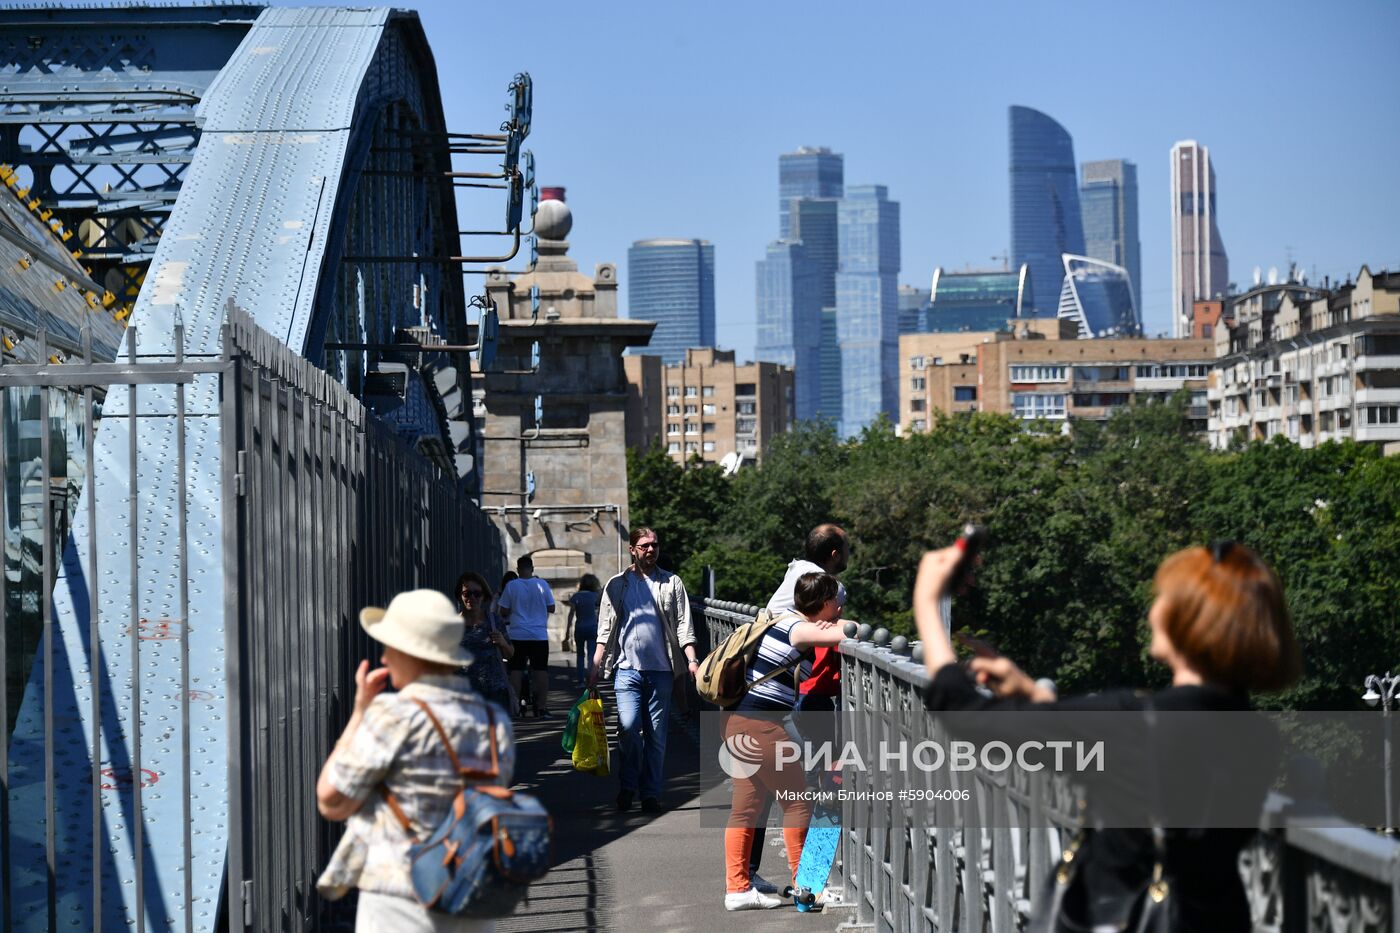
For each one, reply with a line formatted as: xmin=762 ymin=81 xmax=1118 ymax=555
xmin=627 ymin=398 xmax=1400 ymax=709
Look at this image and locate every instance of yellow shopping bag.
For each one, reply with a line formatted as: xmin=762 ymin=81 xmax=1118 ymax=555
xmin=571 ymin=694 xmax=611 ymax=776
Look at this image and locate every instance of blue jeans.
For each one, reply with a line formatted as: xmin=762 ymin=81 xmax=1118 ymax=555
xmin=613 ymin=668 xmax=674 ymax=799
xmin=575 ymin=634 xmax=596 ymax=685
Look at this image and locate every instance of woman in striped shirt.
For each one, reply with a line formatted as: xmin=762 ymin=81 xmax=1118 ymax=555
xmin=723 ymin=572 xmax=847 ymax=910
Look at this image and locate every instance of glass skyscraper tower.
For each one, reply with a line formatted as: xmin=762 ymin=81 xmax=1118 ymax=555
xmin=1081 ymin=159 xmax=1141 ymax=311
xmin=756 ymin=240 xmax=821 ymax=419
xmin=758 ymin=150 xmax=843 ymax=421
xmin=836 ymin=184 xmax=900 ymax=437
xmin=779 ymin=147 xmax=843 ymax=238
xmin=1009 ymin=106 xmax=1085 ymax=317
xmin=1170 ymin=140 xmax=1229 ymax=338
xmin=628 ymin=238 xmax=715 ymax=364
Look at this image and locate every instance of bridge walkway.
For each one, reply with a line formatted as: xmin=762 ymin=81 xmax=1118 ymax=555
xmin=500 ymin=648 xmax=833 ymax=933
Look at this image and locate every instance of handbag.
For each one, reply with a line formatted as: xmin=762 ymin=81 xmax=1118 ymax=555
xmin=1031 ymin=701 xmax=1179 ymax=933
xmin=380 ymin=698 xmax=553 ymax=917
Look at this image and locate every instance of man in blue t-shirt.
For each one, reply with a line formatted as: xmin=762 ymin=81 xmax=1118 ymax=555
xmin=498 ymin=555 xmax=556 ymax=717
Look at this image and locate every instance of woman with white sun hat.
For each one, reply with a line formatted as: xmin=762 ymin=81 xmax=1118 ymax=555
xmin=316 ymin=589 xmax=517 ymax=931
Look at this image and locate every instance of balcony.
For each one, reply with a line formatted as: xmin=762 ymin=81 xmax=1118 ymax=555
xmin=1355 ymin=387 xmax=1400 ymax=405
xmin=1356 ymin=423 xmax=1400 ymax=443
xmin=1354 ymin=353 xmax=1400 ymax=372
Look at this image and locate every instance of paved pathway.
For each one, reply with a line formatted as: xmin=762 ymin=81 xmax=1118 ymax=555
xmin=501 ymin=649 xmax=842 ymax=933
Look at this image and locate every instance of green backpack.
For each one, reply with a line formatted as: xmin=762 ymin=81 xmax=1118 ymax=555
xmin=695 ymin=609 xmax=804 ymax=709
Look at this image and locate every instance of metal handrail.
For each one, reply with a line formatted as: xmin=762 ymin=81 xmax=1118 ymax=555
xmin=701 ymin=600 xmax=1400 ymax=932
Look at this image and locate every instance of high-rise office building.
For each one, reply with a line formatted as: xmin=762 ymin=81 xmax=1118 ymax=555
xmin=898 ymin=285 xmax=931 ymax=335
xmin=756 ymin=240 xmax=821 ymax=419
xmin=1009 ymin=106 xmax=1085 ymax=317
xmin=759 ymin=150 xmax=843 ymax=423
xmin=790 ymin=197 xmax=840 ymax=307
xmin=818 ymin=306 xmax=842 ymax=424
xmin=779 ymin=147 xmax=843 ymax=238
xmin=627 ymin=238 xmax=715 ymax=364
xmin=924 ymin=265 xmax=1034 ymax=332
xmin=836 ymin=184 xmax=900 ymax=436
xmin=1170 ymin=141 xmax=1229 ymax=338
xmin=1081 ymin=159 xmax=1141 ymax=309
xmin=1056 ymin=254 xmax=1142 ymax=338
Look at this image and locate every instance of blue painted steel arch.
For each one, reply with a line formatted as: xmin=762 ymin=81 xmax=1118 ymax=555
xmin=3 ymin=8 xmax=475 ymax=930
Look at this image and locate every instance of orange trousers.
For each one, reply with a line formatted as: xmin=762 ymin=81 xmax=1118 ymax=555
xmin=723 ymin=715 xmax=812 ymax=893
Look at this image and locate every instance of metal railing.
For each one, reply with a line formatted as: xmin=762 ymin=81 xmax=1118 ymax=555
xmin=0 ymin=312 xmax=503 ymax=932
xmin=701 ymin=600 xmax=1400 ymax=932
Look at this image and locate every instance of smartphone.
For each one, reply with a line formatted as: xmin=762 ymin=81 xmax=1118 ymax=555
xmin=951 ymin=523 xmax=989 ymax=594
xmin=938 ymin=524 xmax=988 ymax=638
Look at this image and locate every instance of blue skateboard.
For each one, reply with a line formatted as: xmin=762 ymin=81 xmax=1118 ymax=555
xmin=789 ymin=801 xmax=840 ymax=911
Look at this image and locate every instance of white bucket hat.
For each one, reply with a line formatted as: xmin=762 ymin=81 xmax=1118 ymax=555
xmin=359 ymin=589 xmax=472 ymax=667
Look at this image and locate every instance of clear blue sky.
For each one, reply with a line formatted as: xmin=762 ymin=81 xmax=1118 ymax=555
xmin=307 ymin=0 xmax=1398 ymax=353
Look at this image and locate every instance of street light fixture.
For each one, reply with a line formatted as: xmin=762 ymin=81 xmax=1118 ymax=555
xmin=1362 ymin=672 xmax=1399 ymax=835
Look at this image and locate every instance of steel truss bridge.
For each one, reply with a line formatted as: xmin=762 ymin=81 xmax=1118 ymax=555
xmin=0 ymin=6 xmax=525 ymax=930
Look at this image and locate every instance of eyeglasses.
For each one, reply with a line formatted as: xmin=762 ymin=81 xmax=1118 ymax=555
xmin=1210 ymin=540 xmax=1237 ymax=563
xmin=632 ymin=541 xmax=658 ymax=551
xmin=461 ymin=588 xmax=486 ymax=599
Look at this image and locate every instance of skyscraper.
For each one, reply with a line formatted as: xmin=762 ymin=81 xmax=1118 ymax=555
xmin=897 ymin=285 xmax=931 ymax=335
xmin=1081 ymin=159 xmax=1141 ymax=309
xmin=1009 ymin=106 xmax=1085 ymax=317
xmin=818 ymin=307 xmax=842 ymax=424
xmin=836 ymin=184 xmax=900 ymax=437
xmin=627 ymin=238 xmax=715 ymax=364
xmin=779 ymin=147 xmax=843 ymax=238
xmin=756 ymin=240 xmax=821 ymax=419
xmin=758 ymin=151 xmax=843 ymax=423
xmin=1170 ymin=141 xmax=1229 ymax=338
xmin=924 ymin=265 xmax=1033 ymax=332
xmin=1056 ymin=254 xmax=1142 ymax=338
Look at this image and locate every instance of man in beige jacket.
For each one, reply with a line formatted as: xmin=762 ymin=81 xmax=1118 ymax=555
xmin=589 ymin=526 xmax=698 ymax=813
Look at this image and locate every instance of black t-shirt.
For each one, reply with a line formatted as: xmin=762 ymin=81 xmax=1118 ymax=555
xmin=922 ymin=664 xmax=1279 ymax=931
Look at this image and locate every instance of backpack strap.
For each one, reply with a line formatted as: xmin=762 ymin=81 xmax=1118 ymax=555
xmin=409 ymin=696 xmax=501 ymax=781
xmin=377 ymin=695 xmax=504 ymax=836
xmin=741 ymin=654 xmax=805 ymax=697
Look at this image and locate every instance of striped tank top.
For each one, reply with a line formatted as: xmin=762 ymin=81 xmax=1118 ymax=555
xmin=735 ymin=615 xmax=812 ymax=713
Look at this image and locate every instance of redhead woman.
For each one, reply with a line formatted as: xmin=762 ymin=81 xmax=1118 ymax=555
xmin=914 ymin=541 xmax=1300 ymax=931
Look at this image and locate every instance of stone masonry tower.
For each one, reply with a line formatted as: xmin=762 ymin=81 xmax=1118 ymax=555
xmin=480 ymin=188 xmax=655 ymax=615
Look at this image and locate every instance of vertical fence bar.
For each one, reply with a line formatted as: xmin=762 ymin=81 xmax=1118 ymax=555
xmin=221 ymin=324 xmax=246 ymax=933
xmin=276 ymin=376 xmax=294 ymax=929
xmin=83 ymin=323 xmax=102 ymax=933
xmin=0 ymin=349 xmax=8 ymax=933
xmin=287 ymin=376 xmax=305 ymax=933
xmin=39 ymin=329 xmax=57 ymax=932
xmin=174 ymin=320 xmax=193 ymax=933
xmin=128 ymin=327 xmax=145 ymax=933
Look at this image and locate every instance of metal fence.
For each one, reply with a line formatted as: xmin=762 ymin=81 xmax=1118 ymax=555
xmin=0 ymin=312 xmax=503 ymax=932
xmin=701 ymin=600 xmax=1400 ymax=933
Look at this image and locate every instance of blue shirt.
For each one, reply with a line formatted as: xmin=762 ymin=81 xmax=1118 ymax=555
xmin=570 ymin=590 xmax=600 ymax=639
xmin=616 ymin=570 xmax=671 ymax=672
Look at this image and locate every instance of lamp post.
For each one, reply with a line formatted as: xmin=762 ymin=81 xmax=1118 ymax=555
xmin=1362 ymin=672 xmax=1399 ymax=835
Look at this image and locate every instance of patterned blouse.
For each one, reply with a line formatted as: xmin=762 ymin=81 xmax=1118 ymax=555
xmin=460 ymin=615 xmax=510 ymax=700
xmin=316 ymin=674 xmax=516 ymax=900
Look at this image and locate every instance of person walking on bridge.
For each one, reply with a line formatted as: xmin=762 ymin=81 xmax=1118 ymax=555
xmin=316 ymin=589 xmax=515 ymax=932
xmin=498 ymin=555 xmax=555 ymax=718
xmin=589 ymin=526 xmax=698 ymax=814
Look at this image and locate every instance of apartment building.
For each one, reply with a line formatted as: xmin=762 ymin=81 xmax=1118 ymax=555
xmin=626 ymin=348 xmax=793 ymax=466
xmin=900 ymin=324 xmax=1212 ymax=433
xmin=1208 ymin=266 xmax=1400 ymax=451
